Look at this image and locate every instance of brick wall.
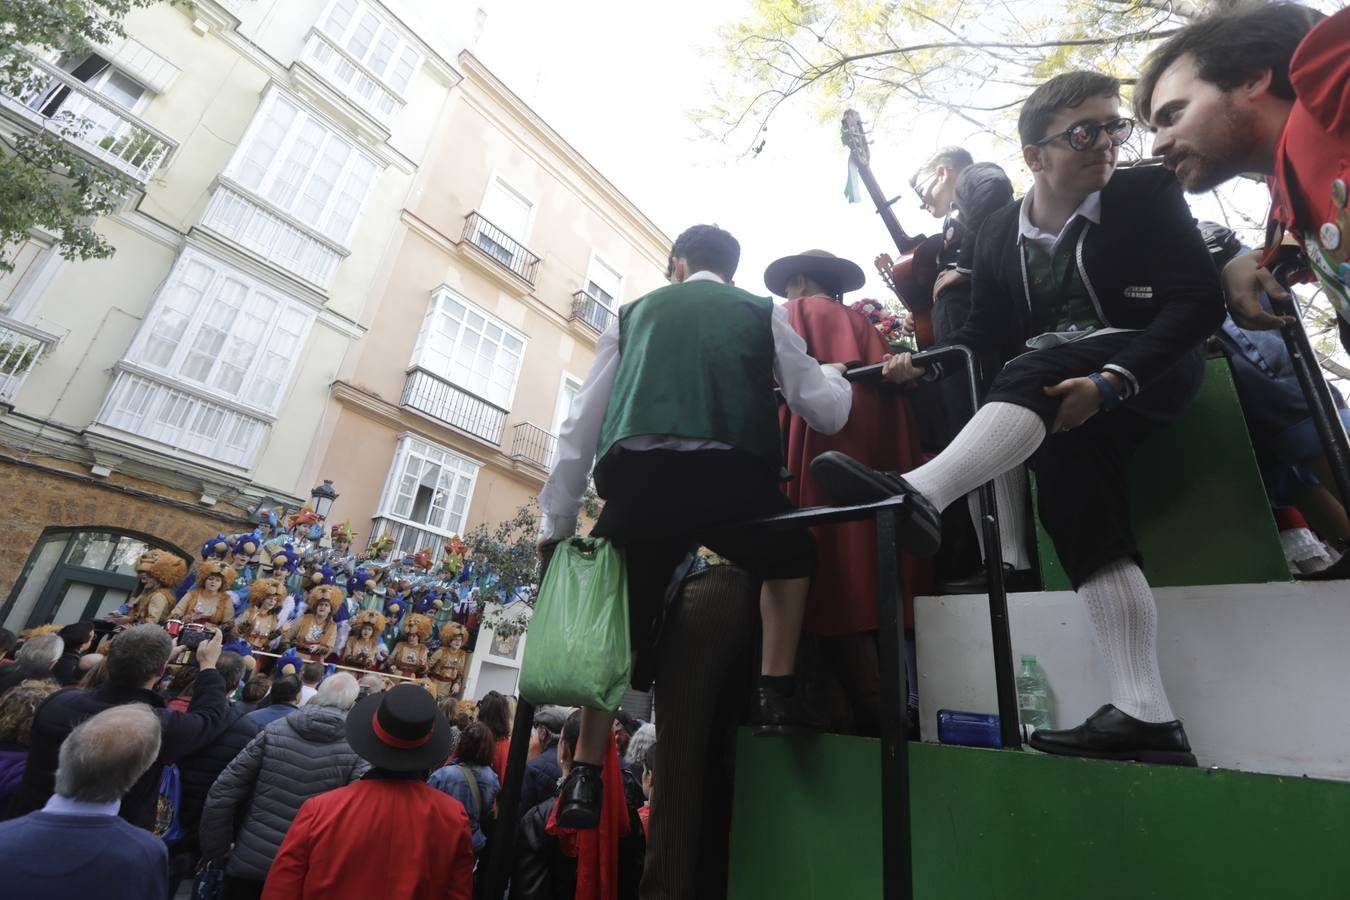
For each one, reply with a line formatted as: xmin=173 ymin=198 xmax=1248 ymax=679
xmin=0 ymin=460 xmax=251 ymax=599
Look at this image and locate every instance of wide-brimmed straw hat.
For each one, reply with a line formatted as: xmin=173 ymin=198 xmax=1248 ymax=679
xmin=763 ymin=249 xmax=866 ymax=298
xmin=346 ymin=683 xmax=452 ymax=772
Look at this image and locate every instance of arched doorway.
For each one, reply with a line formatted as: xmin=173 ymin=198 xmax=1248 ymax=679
xmin=0 ymin=528 xmax=189 ymax=632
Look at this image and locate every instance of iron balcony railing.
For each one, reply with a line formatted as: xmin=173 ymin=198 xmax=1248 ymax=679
xmin=463 ymin=211 xmax=541 ymax=285
xmin=401 ymin=367 xmax=508 ymax=445
xmin=0 ymin=56 xmax=175 ymax=182
xmin=0 ymin=316 xmax=57 ymax=404
xmin=369 ymin=517 xmax=455 ymax=566
xmin=570 ymin=291 xmax=616 ymax=333
xmin=510 ymin=422 xmax=557 ymax=470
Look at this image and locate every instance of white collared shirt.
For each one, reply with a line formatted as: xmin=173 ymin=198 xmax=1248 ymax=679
xmin=44 ymin=794 xmax=121 ymax=817
xmin=538 ymin=270 xmax=852 ymax=540
xmin=1017 ymin=188 xmax=1102 ymax=255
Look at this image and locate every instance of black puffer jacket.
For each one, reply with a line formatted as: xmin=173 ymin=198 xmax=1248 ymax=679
xmin=173 ymin=704 xmax=260 ymax=852
xmin=198 ymin=704 xmax=367 ymax=881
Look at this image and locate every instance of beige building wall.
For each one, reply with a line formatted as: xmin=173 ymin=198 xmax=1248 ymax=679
xmin=316 ymin=52 xmax=669 ymax=555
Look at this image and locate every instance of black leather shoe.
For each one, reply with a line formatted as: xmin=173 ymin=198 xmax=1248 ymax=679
xmin=555 ymin=762 xmax=603 ymax=828
xmin=1028 ymin=704 xmax=1197 ymax=767
xmin=750 ymin=686 xmax=817 ymax=737
xmin=938 ymin=565 xmax=1039 ymax=594
xmin=809 ymin=451 xmax=942 ymax=558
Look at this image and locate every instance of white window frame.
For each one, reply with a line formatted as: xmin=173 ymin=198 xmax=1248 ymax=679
xmin=410 ymin=287 xmax=528 ymax=412
xmin=317 ymin=0 xmax=422 ymax=96
xmin=0 ymin=233 xmax=64 ymax=322
xmin=375 ymin=434 xmax=482 ymax=539
xmin=583 ymin=251 xmax=624 ymax=313
xmin=550 ymin=371 xmax=582 ymax=437
xmin=549 ymin=371 xmax=582 ymax=468
xmin=478 ymin=172 xmax=536 ymax=247
xmin=124 ymin=247 xmax=316 ymax=415
xmin=225 ymin=88 xmax=382 ymax=247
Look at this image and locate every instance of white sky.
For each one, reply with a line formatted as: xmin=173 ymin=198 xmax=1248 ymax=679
xmin=467 ymin=0 xmax=1285 ymax=306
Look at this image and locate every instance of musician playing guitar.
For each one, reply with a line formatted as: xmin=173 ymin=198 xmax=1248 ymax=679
xmin=842 ymin=110 xmax=944 ymax=348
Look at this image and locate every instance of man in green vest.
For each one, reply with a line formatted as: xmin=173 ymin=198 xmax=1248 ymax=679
xmin=538 ymin=224 xmax=853 ymax=828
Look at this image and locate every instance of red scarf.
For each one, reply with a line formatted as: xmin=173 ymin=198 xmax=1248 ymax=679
xmin=545 ymin=733 xmax=630 ymax=900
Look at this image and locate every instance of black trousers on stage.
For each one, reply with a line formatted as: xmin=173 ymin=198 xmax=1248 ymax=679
xmin=983 ymin=332 xmax=1205 ymax=588
xmin=591 ymin=448 xmax=815 ymax=689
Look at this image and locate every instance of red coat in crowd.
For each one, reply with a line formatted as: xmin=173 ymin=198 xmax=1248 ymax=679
xmin=262 ymin=777 xmax=474 ymax=900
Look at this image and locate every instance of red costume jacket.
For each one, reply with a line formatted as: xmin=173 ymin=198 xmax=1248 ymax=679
xmin=262 ymin=778 xmax=473 ymax=900
xmin=1263 ymin=6 xmax=1349 ymax=326
xmin=781 ymin=296 xmax=931 ymax=632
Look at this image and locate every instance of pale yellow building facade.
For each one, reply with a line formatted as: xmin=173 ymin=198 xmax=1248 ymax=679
xmin=0 ymin=0 xmax=667 ymax=634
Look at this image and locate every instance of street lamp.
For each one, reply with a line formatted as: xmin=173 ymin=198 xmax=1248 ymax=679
xmin=310 ymin=479 xmax=339 ymax=519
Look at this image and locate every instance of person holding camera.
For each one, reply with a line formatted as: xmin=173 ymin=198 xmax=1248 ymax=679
xmin=14 ymin=625 xmax=229 ymax=828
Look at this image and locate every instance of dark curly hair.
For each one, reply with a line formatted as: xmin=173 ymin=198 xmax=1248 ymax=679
xmin=455 ymin=721 xmax=496 ymax=767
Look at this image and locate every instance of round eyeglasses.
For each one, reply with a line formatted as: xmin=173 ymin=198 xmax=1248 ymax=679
xmin=1035 ymin=117 xmax=1135 ymax=152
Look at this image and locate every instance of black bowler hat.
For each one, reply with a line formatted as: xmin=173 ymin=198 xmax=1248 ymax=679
xmin=345 ymin=683 xmax=451 ymax=772
xmin=763 ymin=249 xmax=867 ymax=299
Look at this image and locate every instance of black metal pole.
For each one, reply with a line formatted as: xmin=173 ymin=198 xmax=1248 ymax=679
xmin=876 ymin=508 xmax=914 ymax=900
xmin=954 ymin=348 xmax=1021 ymax=750
xmin=1268 ymin=265 xmax=1350 ymax=511
xmin=480 ymin=696 xmax=535 ymax=898
xmin=977 ymin=487 xmax=1020 ymax=749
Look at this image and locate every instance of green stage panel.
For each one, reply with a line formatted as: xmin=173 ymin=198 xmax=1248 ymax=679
xmin=1035 ymin=357 xmax=1288 ymax=591
xmin=729 ymin=731 xmax=1350 ymax=899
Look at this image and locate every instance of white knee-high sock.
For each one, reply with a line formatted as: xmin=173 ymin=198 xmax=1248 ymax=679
xmin=966 ymin=467 xmax=1033 ymax=571
xmin=905 ymin=402 xmax=1045 ymax=512
xmin=1078 ymin=558 xmax=1175 ymax=723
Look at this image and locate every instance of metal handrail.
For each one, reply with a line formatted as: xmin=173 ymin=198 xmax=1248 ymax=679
xmin=1268 ymin=257 xmax=1350 ymax=534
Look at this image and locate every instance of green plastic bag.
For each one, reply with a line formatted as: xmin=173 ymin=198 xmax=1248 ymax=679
xmin=519 ymin=537 xmax=631 ymax=711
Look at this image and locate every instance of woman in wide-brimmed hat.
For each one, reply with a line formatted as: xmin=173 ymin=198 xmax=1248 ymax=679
xmin=763 ymin=247 xmax=931 ymax=738
xmin=263 ymin=685 xmax=473 ymax=899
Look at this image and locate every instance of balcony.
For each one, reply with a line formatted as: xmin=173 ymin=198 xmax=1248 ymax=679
xmin=571 ymin=291 xmax=616 ymax=333
xmin=201 ymin=180 xmax=346 ymax=288
xmin=95 ymin=367 xmax=270 ymax=469
xmin=0 ymin=57 xmax=175 ymax=182
xmin=0 ymin=316 xmax=58 ymax=404
xmin=369 ymin=517 xmax=454 ymax=566
xmin=401 ymin=367 xmax=508 ymax=445
xmin=463 ymin=212 xmax=540 ymax=285
xmin=297 ymin=28 xmax=403 ymax=127
xmin=510 ymin=422 xmax=557 ymax=471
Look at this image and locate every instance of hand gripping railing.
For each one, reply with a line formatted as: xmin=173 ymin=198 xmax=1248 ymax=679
xmin=480 ymin=345 xmax=1018 ymax=900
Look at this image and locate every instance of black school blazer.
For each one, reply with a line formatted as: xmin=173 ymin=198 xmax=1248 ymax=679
xmin=946 ymin=165 xmax=1224 ymax=397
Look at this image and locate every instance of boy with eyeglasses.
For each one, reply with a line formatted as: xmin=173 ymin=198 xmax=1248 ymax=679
xmin=816 ymin=71 xmax=1224 ymax=766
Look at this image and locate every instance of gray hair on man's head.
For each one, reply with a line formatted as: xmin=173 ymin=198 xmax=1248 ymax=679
xmin=312 ymin=672 xmax=359 ymax=710
xmin=54 ymin=704 xmax=161 ymax=803
xmin=104 ymin=625 xmax=174 ymax=688
xmin=16 ymin=634 xmax=62 ymax=669
xmin=624 ymin=722 xmax=657 ymax=769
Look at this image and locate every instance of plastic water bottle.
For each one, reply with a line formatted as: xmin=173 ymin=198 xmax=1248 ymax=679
xmin=1016 ymin=653 xmax=1052 ymax=738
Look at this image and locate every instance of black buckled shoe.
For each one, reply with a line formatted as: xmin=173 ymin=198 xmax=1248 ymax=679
xmin=555 ymin=762 xmax=603 ymax=829
xmin=750 ymin=686 xmax=818 ymax=737
xmin=809 ymin=451 xmax=942 ymax=558
xmin=1028 ymin=704 xmax=1197 ymax=767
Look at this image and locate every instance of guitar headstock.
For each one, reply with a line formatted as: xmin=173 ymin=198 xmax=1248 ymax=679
xmin=841 ymin=109 xmax=869 ymax=166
